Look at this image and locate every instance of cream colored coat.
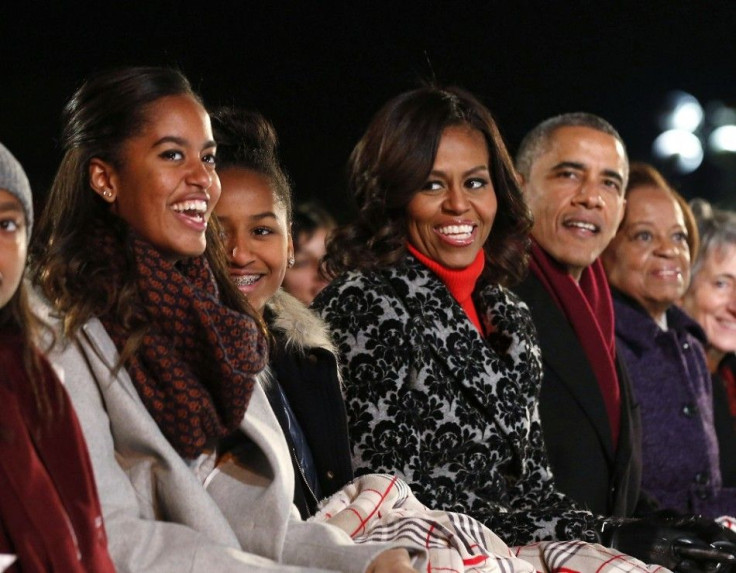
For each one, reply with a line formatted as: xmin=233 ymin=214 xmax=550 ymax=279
xmin=42 ymin=305 xmax=415 ymax=573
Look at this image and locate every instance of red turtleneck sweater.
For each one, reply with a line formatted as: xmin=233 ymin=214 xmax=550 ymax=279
xmin=407 ymin=243 xmax=485 ymax=333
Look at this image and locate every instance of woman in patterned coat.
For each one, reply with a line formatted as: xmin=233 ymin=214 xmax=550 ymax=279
xmin=312 ymin=86 xmax=604 ymax=546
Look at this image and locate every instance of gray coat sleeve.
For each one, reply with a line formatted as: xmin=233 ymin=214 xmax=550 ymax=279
xmin=50 ymin=334 xmax=328 ymax=573
xmin=44 ymin=313 xmax=424 ymax=573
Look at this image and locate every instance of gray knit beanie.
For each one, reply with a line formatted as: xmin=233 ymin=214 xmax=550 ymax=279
xmin=0 ymin=142 xmax=33 ymax=241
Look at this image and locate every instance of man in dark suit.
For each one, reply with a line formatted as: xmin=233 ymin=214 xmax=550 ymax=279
xmin=511 ymin=113 xmax=640 ymax=517
xmin=507 ymin=112 xmax=736 ymax=572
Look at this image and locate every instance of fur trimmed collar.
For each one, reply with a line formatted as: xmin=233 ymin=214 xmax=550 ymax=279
xmin=266 ymin=289 xmax=338 ymax=356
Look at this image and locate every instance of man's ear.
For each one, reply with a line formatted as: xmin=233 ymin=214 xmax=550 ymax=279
xmin=88 ymin=157 xmax=118 ymax=203
xmin=516 ymin=170 xmax=527 ymax=190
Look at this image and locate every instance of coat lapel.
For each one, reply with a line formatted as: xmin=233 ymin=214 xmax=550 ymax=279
xmin=514 ymin=274 xmax=615 ymax=460
xmin=611 ymin=354 xmax=639 ymax=511
xmin=78 ymin=318 xmax=294 ymax=557
xmin=82 ymin=318 xmax=142 ymax=398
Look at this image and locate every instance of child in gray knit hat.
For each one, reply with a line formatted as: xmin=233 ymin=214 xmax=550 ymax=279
xmin=0 ymin=138 xmax=118 ymax=572
xmin=0 ymin=141 xmax=33 ymax=241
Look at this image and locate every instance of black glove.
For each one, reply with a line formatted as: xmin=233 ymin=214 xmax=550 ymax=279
xmin=599 ymin=515 xmax=736 ymax=573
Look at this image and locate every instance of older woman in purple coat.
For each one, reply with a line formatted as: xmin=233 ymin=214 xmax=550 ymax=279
xmin=601 ymin=163 xmax=736 ymax=518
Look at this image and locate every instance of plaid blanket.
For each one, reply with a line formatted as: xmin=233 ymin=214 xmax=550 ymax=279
xmin=310 ymin=474 xmax=671 ymax=573
xmin=0 ymin=555 xmax=15 ymax=573
xmin=717 ymin=516 xmax=736 ymax=532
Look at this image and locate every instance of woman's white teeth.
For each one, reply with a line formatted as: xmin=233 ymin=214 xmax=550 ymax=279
xmin=439 ymin=224 xmax=473 ymax=238
xmin=172 ymin=200 xmax=207 ymax=215
xmin=717 ymin=318 xmax=736 ymax=331
xmin=233 ymin=275 xmax=259 ymax=287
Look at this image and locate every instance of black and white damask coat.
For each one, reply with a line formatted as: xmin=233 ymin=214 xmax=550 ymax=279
xmin=312 ymin=254 xmax=603 ymax=546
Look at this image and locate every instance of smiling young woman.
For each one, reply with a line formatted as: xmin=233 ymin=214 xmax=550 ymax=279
xmin=212 ymin=106 xmax=352 ymax=521
xmin=88 ymin=94 xmax=220 ymax=260
xmin=29 ymin=67 xmax=418 ymax=573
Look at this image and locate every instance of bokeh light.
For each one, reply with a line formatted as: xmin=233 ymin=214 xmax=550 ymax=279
xmin=659 ymin=91 xmax=704 ymax=132
xmin=709 ymin=125 xmax=736 ymax=154
xmin=652 ymin=129 xmax=704 ymax=173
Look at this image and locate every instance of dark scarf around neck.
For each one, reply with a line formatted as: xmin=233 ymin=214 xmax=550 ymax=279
xmin=92 ymin=224 xmax=268 ymax=458
xmin=529 ymin=240 xmax=621 ymax=448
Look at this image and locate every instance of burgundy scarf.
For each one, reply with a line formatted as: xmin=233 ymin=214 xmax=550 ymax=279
xmin=529 ymin=241 xmax=621 ymax=448
xmin=93 ymin=224 xmax=268 ymax=458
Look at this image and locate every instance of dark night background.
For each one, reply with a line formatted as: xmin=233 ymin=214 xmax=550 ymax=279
xmin=2 ymin=1 xmax=736 ymax=220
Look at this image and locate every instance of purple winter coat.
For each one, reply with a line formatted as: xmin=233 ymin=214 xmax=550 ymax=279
xmin=613 ymin=290 xmax=736 ymax=518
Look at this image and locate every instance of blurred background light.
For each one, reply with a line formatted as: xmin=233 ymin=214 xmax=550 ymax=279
xmin=707 ymin=101 xmax=736 ymax=127
xmin=652 ymin=129 xmax=704 ymax=173
xmin=659 ymin=91 xmax=704 ymax=132
xmin=709 ymin=125 xmax=736 ymax=154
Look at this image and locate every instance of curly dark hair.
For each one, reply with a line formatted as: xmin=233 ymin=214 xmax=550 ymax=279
xmin=323 ymin=85 xmax=532 ymax=287
xmin=30 ymin=66 xmax=262 ymax=362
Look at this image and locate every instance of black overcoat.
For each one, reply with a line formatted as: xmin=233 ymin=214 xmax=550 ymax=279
xmin=513 ymin=272 xmax=643 ymax=517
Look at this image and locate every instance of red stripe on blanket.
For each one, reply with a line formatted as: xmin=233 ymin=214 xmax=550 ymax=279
xmin=595 ymin=554 xmax=634 ymax=573
xmin=349 ymin=475 xmax=400 ymax=537
xmin=426 ymin=523 xmax=436 ymax=548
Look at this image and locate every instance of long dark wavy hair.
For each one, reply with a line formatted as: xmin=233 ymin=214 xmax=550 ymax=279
xmin=323 ymin=85 xmax=532 ymax=286
xmin=30 ymin=66 xmax=263 ymax=365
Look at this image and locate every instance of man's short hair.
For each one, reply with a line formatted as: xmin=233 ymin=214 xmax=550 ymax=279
xmin=515 ymin=112 xmax=629 ymax=185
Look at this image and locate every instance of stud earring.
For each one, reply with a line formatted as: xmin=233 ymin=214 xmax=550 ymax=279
xmin=287 ymin=256 xmax=295 ymax=268
xmin=102 ymin=190 xmax=112 ymax=198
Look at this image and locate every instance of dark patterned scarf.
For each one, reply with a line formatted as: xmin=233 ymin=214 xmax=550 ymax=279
xmin=92 ymin=224 xmax=268 ymax=458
